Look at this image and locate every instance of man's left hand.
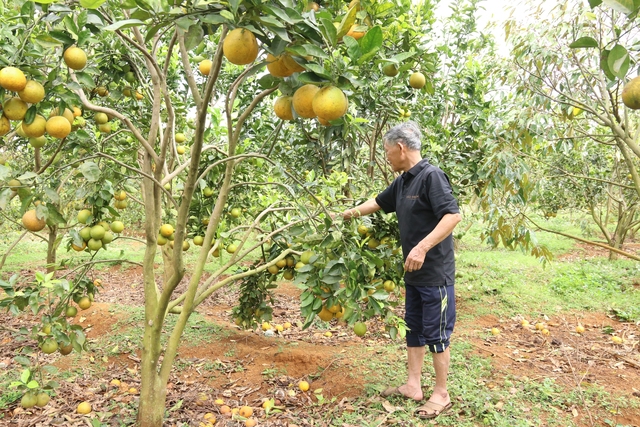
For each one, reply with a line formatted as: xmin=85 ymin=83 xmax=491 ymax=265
xmin=404 ymin=246 xmax=427 ymax=272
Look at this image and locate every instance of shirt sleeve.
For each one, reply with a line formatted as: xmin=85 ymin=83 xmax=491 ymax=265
xmin=425 ymin=169 xmax=460 ymax=220
xmin=375 ymin=177 xmax=400 ymax=214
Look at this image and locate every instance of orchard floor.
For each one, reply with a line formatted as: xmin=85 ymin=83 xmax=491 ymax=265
xmin=0 ymin=251 xmax=639 ymax=427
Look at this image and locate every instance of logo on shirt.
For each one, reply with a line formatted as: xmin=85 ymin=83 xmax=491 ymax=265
xmin=406 ymin=195 xmax=419 ymax=200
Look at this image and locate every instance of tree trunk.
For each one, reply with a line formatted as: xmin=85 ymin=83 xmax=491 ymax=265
xmin=46 ymin=226 xmax=57 ymax=274
xmin=137 ymin=368 xmax=167 ymax=427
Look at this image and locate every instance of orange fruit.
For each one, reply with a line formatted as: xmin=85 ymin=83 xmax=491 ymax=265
xmin=72 ymin=106 xmax=82 ymax=117
xmin=382 ymin=63 xmax=399 ymax=77
xmin=292 ymin=84 xmax=320 ymax=118
xmin=622 ymin=75 xmax=640 ymax=109
xmin=3 ymin=97 xmax=28 ymax=120
xmin=160 ymin=224 xmax=174 ymax=237
xmin=409 ymin=72 xmax=426 ymax=89
xmin=317 ymin=306 xmax=333 ymax=321
xmin=245 ymin=419 xmax=257 ymax=427
xmin=0 ymin=115 xmax=9 ymax=136
xmin=96 ymin=86 xmax=108 ymax=97
xmin=238 ymin=406 xmax=253 ymax=417
xmin=353 ymin=321 xmax=367 ymax=337
xmin=312 ymin=86 xmax=348 ymax=121
xmin=0 ymin=66 xmax=27 ymax=91
xmin=78 ymin=296 xmax=91 ymax=310
xmin=317 ymin=116 xmax=331 ymax=126
xmin=76 ymin=401 xmax=92 ymax=414
xmin=20 ymin=392 xmax=37 ymax=409
xmin=282 ymin=54 xmax=305 ymax=73
xmin=41 ymin=338 xmax=58 ymax=354
xmin=274 ymin=96 xmax=294 ymax=120
xmin=64 ymin=46 xmax=87 ymax=70
xmin=22 ymin=115 xmax=47 ymax=137
xmin=22 ymin=209 xmax=46 ymax=232
xmin=35 ymin=392 xmax=50 ymax=407
xmin=266 ymin=53 xmax=293 ymax=78
xmin=198 ymin=59 xmax=212 ymax=75
xmin=298 ymin=380 xmax=310 ymax=391
xmin=18 ymin=80 xmax=45 ymax=104
xmin=346 ymin=24 xmax=366 ymax=40
xmin=50 ymin=107 xmax=74 ymax=124
xmin=219 ymin=405 xmax=232 ymax=414
xmin=46 ymin=116 xmax=72 ymax=138
xmin=223 ymin=28 xmax=259 ymax=65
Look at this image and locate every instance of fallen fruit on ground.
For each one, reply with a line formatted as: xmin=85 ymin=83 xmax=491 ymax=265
xmin=238 ymin=406 xmax=253 ymax=417
xmin=20 ymin=392 xmax=37 ymax=409
xmin=35 ymin=392 xmax=50 ymax=407
xmin=611 ymin=336 xmax=623 ymax=344
xmin=575 ymin=325 xmax=585 ymax=334
xmin=491 ymin=327 xmax=500 ymax=336
xmin=77 ymin=401 xmax=92 ymax=414
xmin=298 ymin=380 xmax=310 ymax=392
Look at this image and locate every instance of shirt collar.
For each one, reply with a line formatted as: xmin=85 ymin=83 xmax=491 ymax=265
xmin=403 ymin=158 xmax=429 ymax=179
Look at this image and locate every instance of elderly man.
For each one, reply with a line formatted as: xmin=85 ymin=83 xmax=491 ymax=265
xmin=339 ymin=121 xmax=461 ymax=419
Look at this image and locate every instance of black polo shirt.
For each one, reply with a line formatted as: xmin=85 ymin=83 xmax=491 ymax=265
xmin=375 ymin=159 xmax=459 ymax=287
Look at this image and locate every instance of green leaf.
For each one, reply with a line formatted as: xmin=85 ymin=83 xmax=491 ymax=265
xmin=607 ymin=44 xmax=629 ymax=78
xmin=20 ymin=369 xmax=30 ymax=384
xmin=319 ymin=17 xmax=337 ymax=47
xmin=79 ymin=0 xmax=107 ymax=7
xmin=601 ymin=0 xmax=636 ymax=13
xmin=13 ymin=356 xmax=31 ymax=367
xmin=46 ymin=205 xmax=67 ymax=227
xmin=48 ymin=31 xmax=74 ymax=46
xmin=34 ymin=35 xmax=64 ymax=48
xmin=34 ymin=0 xmax=56 ymax=3
xmin=358 ymin=26 xmax=383 ymax=64
xmin=79 ymin=162 xmax=101 ymax=182
xmin=27 ymin=380 xmax=39 ymax=389
xmin=103 ymin=19 xmax=145 ymax=31
xmin=600 ymin=50 xmax=616 ymax=80
xmin=336 ymin=3 xmax=358 ymax=39
xmin=262 ymin=5 xmax=302 ymax=25
xmin=304 ymin=63 xmax=331 ymax=80
xmin=297 ymin=72 xmax=326 ymax=84
xmin=183 ymin=24 xmax=204 ymax=51
xmin=588 ymin=0 xmax=603 ymax=7
xmin=568 ymin=36 xmax=598 ymax=49
xmin=344 ymin=36 xmax=361 ymax=61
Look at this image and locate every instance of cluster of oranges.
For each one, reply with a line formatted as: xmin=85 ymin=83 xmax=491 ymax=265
xmin=73 ymin=207 xmax=125 ymax=252
xmin=0 ymin=46 xmax=87 ymax=142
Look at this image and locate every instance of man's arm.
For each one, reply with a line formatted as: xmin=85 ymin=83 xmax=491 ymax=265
xmin=404 ymin=213 xmax=462 ymax=272
xmin=340 ymin=198 xmax=381 ymax=220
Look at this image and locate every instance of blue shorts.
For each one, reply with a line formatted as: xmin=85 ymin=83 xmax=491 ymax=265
xmin=405 ymin=284 xmax=456 ymax=353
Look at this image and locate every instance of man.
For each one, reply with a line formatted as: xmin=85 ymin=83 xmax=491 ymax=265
xmin=338 ymin=121 xmax=461 ymax=419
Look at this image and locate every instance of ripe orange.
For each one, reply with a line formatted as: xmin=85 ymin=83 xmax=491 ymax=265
xmin=282 ymin=54 xmax=305 ymax=73
xmin=3 ymin=97 xmax=28 ymax=120
xmin=46 ymin=116 xmax=72 ymax=138
xmin=176 ymin=145 xmax=186 ymax=154
xmin=312 ymin=86 xmax=348 ymax=121
xmin=219 ymin=405 xmax=232 ymax=414
xmin=292 ymin=84 xmax=320 ymax=118
xmin=198 ymin=59 xmax=212 ymax=75
xmin=622 ymin=76 xmax=640 ymax=109
xmin=346 ymin=24 xmax=366 ymax=40
xmin=113 ymin=190 xmax=127 ymax=201
xmin=72 ymin=106 xmax=82 ymax=117
xmin=245 ymin=419 xmax=257 ymax=427
xmin=22 ymin=209 xmax=46 ymax=232
xmin=223 ymin=28 xmax=259 ymax=65
xmin=575 ymin=325 xmax=585 ymax=334
xmin=78 ymin=296 xmax=91 ymax=310
xmin=96 ymin=86 xmax=109 ymax=97
xmin=317 ymin=307 xmax=333 ymax=321
xmin=64 ymin=46 xmax=87 ymax=70
xmin=21 ymin=114 xmax=47 ymax=138
xmin=266 ymin=53 xmax=293 ymax=78
xmin=76 ymin=401 xmax=92 ymax=414
xmin=274 ymin=96 xmax=294 ymax=120
xmin=317 ymin=116 xmax=331 ymax=126
xmin=298 ymin=380 xmax=310 ymax=391
xmin=160 ymin=224 xmax=174 ymax=237
xmin=0 ymin=66 xmax=27 ymax=91
xmin=50 ymin=107 xmax=75 ymax=124
xmin=0 ymin=115 xmax=9 ymax=136
xmin=409 ymin=72 xmax=426 ymax=89
xmin=18 ymin=80 xmax=45 ymax=104
xmin=238 ymin=406 xmax=253 ymax=417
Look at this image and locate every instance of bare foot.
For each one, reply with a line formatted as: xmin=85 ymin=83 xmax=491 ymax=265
xmin=397 ymin=384 xmax=423 ymax=401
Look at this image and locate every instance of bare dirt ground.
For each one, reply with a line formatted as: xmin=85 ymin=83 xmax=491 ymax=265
xmin=1 ymin=248 xmax=639 ymax=426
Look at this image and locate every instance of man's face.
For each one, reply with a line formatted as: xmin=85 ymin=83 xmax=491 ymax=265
xmin=384 ymin=141 xmax=403 ymax=171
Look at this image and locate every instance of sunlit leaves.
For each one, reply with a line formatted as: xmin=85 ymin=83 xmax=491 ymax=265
xmin=569 ymin=36 xmax=598 ymax=48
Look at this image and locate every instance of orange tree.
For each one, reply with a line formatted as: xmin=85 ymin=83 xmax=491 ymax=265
xmin=0 ymin=0 xmax=454 ymax=424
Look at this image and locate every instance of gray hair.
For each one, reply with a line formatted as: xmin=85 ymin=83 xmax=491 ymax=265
xmin=383 ymin=121 xmax=422 ymax=151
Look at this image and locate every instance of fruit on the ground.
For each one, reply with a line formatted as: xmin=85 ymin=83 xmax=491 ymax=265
xmin=128 ymin=387 xmax=138 ymax=394
xmin=292 ymin=84 xmax=320 ymax=118
xmin=520 ymin=320 xmax=530 ymax=327
xmin=353 ymin=321 xmax=367 ymax=337
xmin=491 ymin=327 xmax=500 ymax=336
xmin=110 ymin=379 xmax=121 ymax=386
xmin=41 ymin=338 xmax=58 ymax=354
xmin=219 ymin=405 xmax=231 ymax=414
xmin=78 ymin=296 xmax=91 ymax=310
xmin=160 ymin=224 xmax=174 ymax=237
xmin=611 ymin=336 xmax=623 ymax=344
xmin=198 ymin=59 xmax=212 ymax=75
xmin=383 ymin=280 xmax=396 ymax=292
xmin=541 ymin=328 xmax=550 ymax=336
xmin=64 ymin=46 xmax=87 ymax=70
xmin=110 ymin=220 xmax=124 ymax=233
xmin=409 ymin=72 xmax=426 ymax=89
xmin=575 ymin=325 xmax=585 ymax=334
xmin=312 ymin=86 xmax=348 ymax=121
xmin=65 ymin=305 xmax=78 ymax=317
xmin=274 ymin=96 xmax=294 ymax=120
xmin=245 ymin=418 xmax=257 ymax=427
xmin=18 ymin=80 xmax=45 ymax=104
xmin=35 ymin=392 xmax=50 ymax=407
xmin=22 ymin=209 xmax=46 ymax=232
xmin=223 ymin=28 xmax=259 ymax=65
xmin=622 ymin=76 xmax=640 ymax=109
xmin=298 ymin=380 xmax=310 ymax=391
xmin=3 ymin=97 xmax=28 ymax=120
xmin=535 ymin=322 xmax=545 ymax=330
xmin=317 ymin=307 xmax=333 ymax=321
xmin=382 ymin=63 xmax=399 ymax=77
xmin=193 ymin=235 xmax=204 ymax=246
xmin=283 ymin=322 xmax=292 ymax=329
xmin=0 ymin=66 xmax=27 ymax=91
xmin=214 ymin=398 xmax=224 ymax=405
xmin=46 ymin=116 xmax=71 ymax=138
xmin=22 ymin=115 xmax=46 ymax=137
xmin=77 ymin=401 xmax=92 ymax=414
xmin=262 ymin=322 xmax=271 ymax=331
xmin=20 ymin=392 xmax=37 ymax=409
xmin=204 ymin=412 xmax=216 ymax=423
xmin=59 ymin=343 xmax=73 ymax=355
xmin=238 ymin=406 xmax=253 ymax=417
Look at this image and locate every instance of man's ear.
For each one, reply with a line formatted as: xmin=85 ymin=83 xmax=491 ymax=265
xmin=397 ymin=142 xmax=406 ymax=154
